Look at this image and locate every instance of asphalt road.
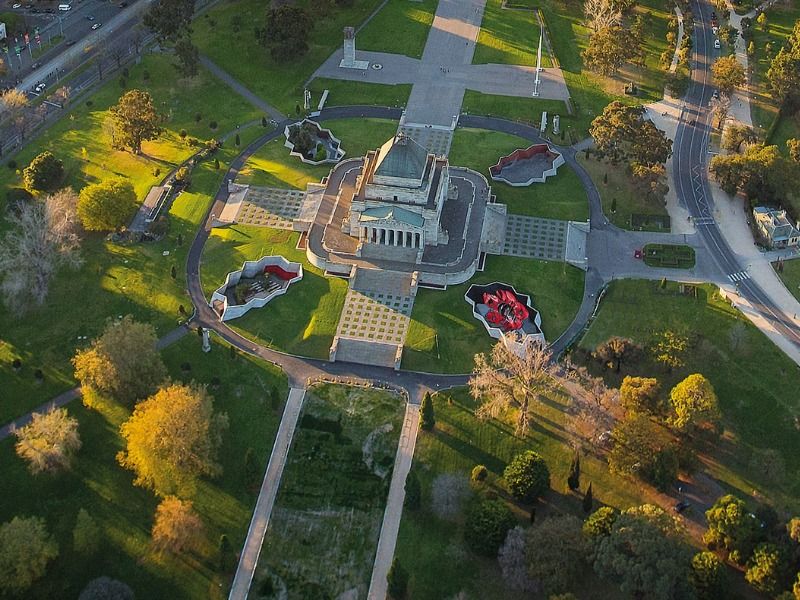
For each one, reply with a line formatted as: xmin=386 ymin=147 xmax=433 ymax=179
xmin=674 ymin=0 xmax=800 ymax=348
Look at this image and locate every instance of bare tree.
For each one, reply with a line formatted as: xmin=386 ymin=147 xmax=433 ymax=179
xmin=52 ymin=86 xmax=71 ymax=108
xmin=498 ymin=527 xmax=538 ymax=593
xmin=430 ymin=474 xmax=471 ymax=520
xmin=469 ymin=340 xmax=555 ymax=436
xmin=0 ymin=189 xmax=82 ymax=312
xmin=711 ymin=94 xmax=732 ymax=130
xmin=1 ymin=89 xmax=31 ymax=142
xmin=584 ymin=0 xmax=622 ymax=33
xmin=109 ymin=44 xmax=126 ymax=70
xmin=14 ymin=407 xmax=82 ymax=474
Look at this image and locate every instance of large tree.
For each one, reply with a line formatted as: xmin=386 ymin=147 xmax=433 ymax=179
xmin=787 ymin=138 xmax=800 ymax=163
xmin=745 ymin=543 xmax=786 ymax=596
xmin=669 ymin=373 xmax=721 ymax=433
xmin=464 ymin=499 xmax=516 ymax=557
xmin=77 ymin=179 xmax=138 ymax=232
xmin=498 ymin=527 xmax=537 ymax=592
xmin=1 ymin=88 xmax=32 ymax=142
xmin=583 ymin=24 xmax=644 ymax=76
xmin=0 ymin=516 xmax=59 ymax=594
xmin=109 ymin=89 xmax=162 ymax=154
xmin=73 ymin=315 xmax=167 ymax=405
xmin=590 ymin=102 xmax=673 ymax=167
xmin=711 ymin=56 xmax=746 ymax=96
xmin=118 ymin=383 xmax=229 ymax=497
xmin=767 ymin=21 xmax=800 ymax=109
xmin=256 ymin=6 xmax=313 ymax=60
xmin=143 ymin=0 xmax=194 ymax=41
xmin=14 ymin=408 xmax=81 ymax=474
xmin=583 ymin=0 xmax=622 ymax=33
xmin=174 ymin=35 xmax=200 ymax=78
xmin=608 ymin=415 xmax=678 ymax=490
xmin=151 ymin=496 xmax=204 ymax=554
xmin=620 ymin=376 xmax=662 ymax=415
xmin=593 ymin=336 xmax=639 ymax=372
xmin=710 ymin=143 xmax=791 ymax=202
xmin=592 ymin=504 xmax=694 ymax=600
xmin=0 ymin=189 xmax=82 ymax=313
xmin=690 ymin=551 xmax=728 ymax=600
xmin=503 ymin=450 xmax=550 ymax=503
xmin=525 ymin=515 xmax=588 ymax=596
xmin=73 ymin=509 xmax=101 ymax=556
xmin=23 ymin=151 xmax=64 ymax=193
xmin=469 ymin=340 xmax=556 ymax=436
xmin=703 ymin=494 xmax=762 ymax=561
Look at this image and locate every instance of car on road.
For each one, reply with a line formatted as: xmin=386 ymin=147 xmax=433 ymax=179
xmin=714 ymin=39 xmax=721 ymax=49
xmin=86 ymin=15 xmax=95 ymax=20
xmin=634 ymin=249 xmax=643 ymax=259
xmin=31 ymin=61 xmax=41 ymax=69
xmin=11 ymin=3 xmax=21 ymax=8
xmin=91 ymin=23 xmax=102 ymax=30
xmin=712 ymin=26 xmax=719 ymax=34
xmin=674 ymin=501 xmax=691 ymax=514
xmin=712 ymin=90 xmax=720 ymax=100
xmin=34 ymin=82 xmax=46 ymax=93
xmin=58 ymin=3 xmax=71 ymax=10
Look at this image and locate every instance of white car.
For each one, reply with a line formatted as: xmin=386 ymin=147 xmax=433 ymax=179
xmin=12 ymin=3 xmax=21 ymax=7
xmin=714 ymin=39 xmax=721 ymax=49
xmin=34 ymin=82 xmax=46 ymax=93
xmin=91 ymin=22 xmax=101 ymax=30
xmin=712 ymin=26 xmax=719 ymax=34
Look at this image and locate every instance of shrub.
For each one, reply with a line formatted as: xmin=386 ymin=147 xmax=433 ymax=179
xmin=209 ymin=120 xmax=218 ymax=130
xmin=7 ymin=160 xmax=17 ymax=170
xmin=503 ymin=450 xmax=550 ymax=503
xmin=86 ymin=100 xmax=93 ymax=107
xmin=464 ymin=499 xmax=516 ymax=556
xmin=179 ymin=129 xmax=187 ymax=139
xmin=404 ymin=469 xmax=421 ymax=510
xmin=23 ymin=151 xmax=64 ymax=192
xmin=471 ymin=464 xmax=488 ymax=483
xmin=195 ymin=112 xmax=202 ymax=122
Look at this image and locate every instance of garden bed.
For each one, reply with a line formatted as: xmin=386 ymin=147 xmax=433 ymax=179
xmin=642 ymin=243 xmax=695 ymax=268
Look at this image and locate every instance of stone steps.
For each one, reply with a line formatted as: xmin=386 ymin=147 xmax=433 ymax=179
xmin=332 ymin=337 xmax=400 ymax=369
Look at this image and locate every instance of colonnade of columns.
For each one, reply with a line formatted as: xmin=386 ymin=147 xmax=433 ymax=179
xmin=360 ymin=226 xmax=422 ymax=249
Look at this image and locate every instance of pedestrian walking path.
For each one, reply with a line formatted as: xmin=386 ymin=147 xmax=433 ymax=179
xmin=228 ymin=387 xmax=306 ymax=600
xmin=200 ymin=55 xmax=285 ymax=122
xmin=367 ymin=401 xmax=420 ymax=600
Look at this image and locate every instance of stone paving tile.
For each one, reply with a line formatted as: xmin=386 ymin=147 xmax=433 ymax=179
xmin=502 ymin=214 xmax=568 ymax=261
xmin=237 ymin=188 xmax=305 ymax=229
xmin=335 ymin=289 xmax=414 ymax=345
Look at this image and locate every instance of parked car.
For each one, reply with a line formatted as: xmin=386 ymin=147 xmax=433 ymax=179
xmin=34 ymin=82 xmax=46 ymax=93
xmin=714 ymin=39 xmax=721 ymax=49
xmin=712 ymin=90 xmax=720 ymax=100
xmin=674 ymin=501 xmax=691 ymax=514
xmin=91 ymin=22 xmax=102 ymax=30
xmin=86 ymin=14 xmax=95 ymax=20
xmin=11 ymin=3 xmax=21 ymax=8
xmin=634 ymin=249 xmax=643 ymax=259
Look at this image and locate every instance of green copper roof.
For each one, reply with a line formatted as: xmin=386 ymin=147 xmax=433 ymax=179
xmin=359 ymin=206 xmax=425 ymax=228
xmin=374 ymin=134 xmax=428 ymax=180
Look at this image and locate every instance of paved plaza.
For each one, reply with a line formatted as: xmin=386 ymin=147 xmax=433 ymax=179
xmin=397 ymin=123 xmax=454 ymax=157
xmin=335 ymin=289 xmax=414 ymax=345
xmin=236 ymin=187 xmax=305 ymax=229
xmin=503 ymin=214 xmax=568 ymax=261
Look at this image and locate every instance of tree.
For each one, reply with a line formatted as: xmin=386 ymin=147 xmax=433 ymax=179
xmin=109 ymin=89 xmax=163 ymax=154
xmin=690 ymin=551 xmax=728 ymax=600
xmin=1 ymin=89 xmax=31 ymax=142
xmin=712 ymin=56 xmax=746 ymax=96
xmin=14 ymin=407 xmax=81 ymax=474
xmin=471 ymin=464 xmax=488 ymax=483
xmin=620 ymin=376 xmax=661 ymax=415
xmin=722 ymin=123 xmax=756 ymax=153
xmin=582 ymin=482 xmax=594 ymax=513
xmin=174 ymin=35 xmax=199 ymax=78
xmin=608 ymin=415 xmax=678 ymax=490
xmin=583 ymin=25 xmax=644 ymax=75
xmin=788 ymin=517 xmax=800 ymax=542
xmin=143 ymin=0 xmax=194 ymax=41
xmin=767 ymin=45 xmax=800 ymax=108
xmin=498 ymin=526 xmax=537 ymax=592
xmin=23 ymin=151 xmax=64 ymax=192
xmin=650 ymin=329 xmax=687 ymax=371
xmin=630 ymin=163 xmax=669 ymax=203
xmin=0 ymin=57 xmax=7 ymax=78
xmin=404 ymin=468 xmax=421 ymax=510
xmin=583 ymin=0 xmax=622 ymax=33
xmin=504 ymin=450 xmax=550 ymax=503
xmin=0 ymin=516 xmax=58 ymax=594
xmin=710 ymin=143 xmax=792 ymax=201
xmin=77 ymin=179 xmax=138 ymax=231
xmin=711 ymin=93 xmax=732 ymax=130
xmin=704 ymin=494 xmax=761 ymax=560
xmin=151 ymin=496 xmax=204 ymax=554
xmin=525 ymin=515 xmax=588 ymax=596
xmin=746 ymin=543 xmax=785 ymax=595
xmin=593 ymin=336 xmax=639 ymax=372
xmin=567 ymin=450 xmax=581 ymax=491
xmin=244 ymin=447 xmax=260 ymax=491
xmin=218 ymin=534 xmax=236 ymax=572
xmin=73 ymin=316 xmax=166 ymax=404
xmin=669 ymin=373 xmax=721 ymax=433
xmin=590 ymin=102 xmax=672 ymax=167
xmin=78 ymin=576 xmax=135 ymax=600
xmin=583 ymin=506 xmax=618 ymax=541
xmin=386 ymin=558 xmax=408 ymax=599
xmin=469 ymin=340 xmax=556 ymax=436
xmin=73 ymin=509 xmax=101 ymax=556
xmin=787 ymin=138 xmax=800 ymax=163
xmin=419 ymin=391 xmax=435 ymax=430
xmin=592 ymin=504 xmax=694 ymax=600
xmin=118 ymin=383 xmax=229 ymax=497
xmin=464 ymin=499 xmax=516 ymax=557
xmin=256 ymin=6 xmax=313 ymax=60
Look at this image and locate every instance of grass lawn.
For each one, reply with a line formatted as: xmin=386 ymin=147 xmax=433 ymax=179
xmin=357 ymin=0 xmax=437 ymax=58
xmin=473 ymin=0 xmax=550 ymax=68
xmin=252 ymin=383 xmax=404 ymax=598
xmin=394 ymin=388 xmax=644 ymax=600
xmin=193 ymin=0 xmax=383 ymax=115
xmin=579 ymin=279 xmax=800 ymax=511
xmin=576 ymin=151 xmax=670 ymax=231
xmin=462 ymin=90 xmax=573 ymax=131
xmin=0 ymin=55 xmax=263 ymax=423
xmin=450 ymin=128 xmax=590 ymax=221
xmin=0 ymin=335 xmax=287 ymax=599
xmin=307 ymin=78 xmax=412 ymax=109
xmin=642 ymin=243 xmax=696 ymax=268
xmin=402 ymin=256 xmax=584 ymax=373
xmin=774 ymin=259 xmax=800 ymax=303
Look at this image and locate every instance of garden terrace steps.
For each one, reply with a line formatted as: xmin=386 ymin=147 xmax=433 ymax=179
xmin=351 ymin=267 xmax=415 ymax=297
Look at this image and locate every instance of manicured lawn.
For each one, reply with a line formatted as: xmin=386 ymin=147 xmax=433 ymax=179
xmin=193 ymin=0 xmax=383 ymax=115
xmin=576 ymin=151 xmax=670 ymax=231
xmin=357 ymin=0 xmax=437 ymax=58
xmin=450 ymin=128 xmax=590 ymax=221
xmin=252 ymin=384 xmax=404 ymax=598
xmin=579 ymin=279 xmax=800 ymax=511
xmin=395 ymin=388 xmax=644 ymax=600
xmin=642 ymin=244 xmax=696 ymax=268
xmin=462 ymin=90 xmax=572 ymax=130
xmin=473 ymin=0 xmax=550 ymax=67
xmin=0 ymin=55 xmax=262 ymax=422
xmin=307 ymin=78 xmax=412 ymax=108
xmin=403 ymin=256 xmax=585 ymax=373
xmin=0 ymin=335 xmax=286 ymax=599
xmin=774 ymin=259 xmax=800 ymax=303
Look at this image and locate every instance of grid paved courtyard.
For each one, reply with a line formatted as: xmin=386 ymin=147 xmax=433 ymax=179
xmin=335 ymin=289 xmax=414 ymax=345
xmin=236 ymin=188 xmax=305 ymax=229
xmin=398 ymin=124 xmax=454 ymax=157
xmin=503 ymin=214 xmax=568 ymax=261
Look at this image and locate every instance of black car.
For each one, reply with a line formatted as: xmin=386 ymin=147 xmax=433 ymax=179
xmin=674 ymin=501 xmax=691 ymax=514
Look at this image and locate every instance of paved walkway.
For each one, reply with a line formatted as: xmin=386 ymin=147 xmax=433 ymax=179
xmin=228 ymin=387 xmax=306 ymax=600
xmin=367 ymin=402 xmax=420 ymax=600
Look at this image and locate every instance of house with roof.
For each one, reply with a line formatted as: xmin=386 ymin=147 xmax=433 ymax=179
xmin=753 ymin=206 xmax=800 ymax=249
xmin=347 ymin=134 xmax=449 ymax=251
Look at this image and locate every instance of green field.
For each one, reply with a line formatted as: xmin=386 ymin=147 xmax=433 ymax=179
xmin=0 ymin=336 xmax=286 ymax=599
xmin=579 ymin=279 xmax=800 ymax=511
xmin=403 ymin=256 xmax=584 ymax=373
xmin=307 ymin=78 xmax=412 ymax=109
xmin=774 ymin=258 xmax=800 ymax=303
xmin=450 ymin=128 xmax=590 ymax=221
xmin=461 ymin=90 xmax=576 ymax=136
xmin=642 ymin=244 xmax=696 ymax=268
xmin=358 ymin=0 xmax=437 ymax=58
xmin=473 ymin=0 xmax=550 ymax=67
xmin=252 ymin=384 xmax=404 ymax=598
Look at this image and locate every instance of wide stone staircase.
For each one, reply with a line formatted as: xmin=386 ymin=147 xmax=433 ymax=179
xmin=329 ymin=267 xmax=418 ymax=369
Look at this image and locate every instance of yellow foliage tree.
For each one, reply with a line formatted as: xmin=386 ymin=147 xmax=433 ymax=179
xmin=151 ymin=497 xmax=204 ymax=555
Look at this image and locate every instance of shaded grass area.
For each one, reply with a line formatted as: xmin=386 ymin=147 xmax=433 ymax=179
xmin=473 ymin=0 xmax=550 ymax=67
xmin=395 ymin=388 xmax=644 ymax=600
xmin=357 ymin=0 xmax=437 ymax=58
xmin=403 ymin=256 xmax=584 ymax=373
xmin=0 ymin=335 xmax=286 ymax=599
xmin=576 ymin=151 xmax=669 ymax=231
xmin=307 ymin=78 xmax=412 ymax=109
xmin=579 ymin=279 xmax=800 ymax=511
xmin=462 ymin=90 xmax=576 ymax=134
xmin=450 ymin=128 xmax=590 ymax=221
xmin=0 ymin=55 xmax=262 ymax=422
xmin=642 ymin=243 xmax=696 ymax=268
xmin=193 ymin=0 xmax=382 ymax=115
xmin=252 ymin=384 xmax=403 ymax=598
xmin=774 ymin=258 xmax=800 ymax=303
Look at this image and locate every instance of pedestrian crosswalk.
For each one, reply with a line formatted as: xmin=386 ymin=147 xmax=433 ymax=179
xmin=728 ymin=271 xmax=750 ymax=282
